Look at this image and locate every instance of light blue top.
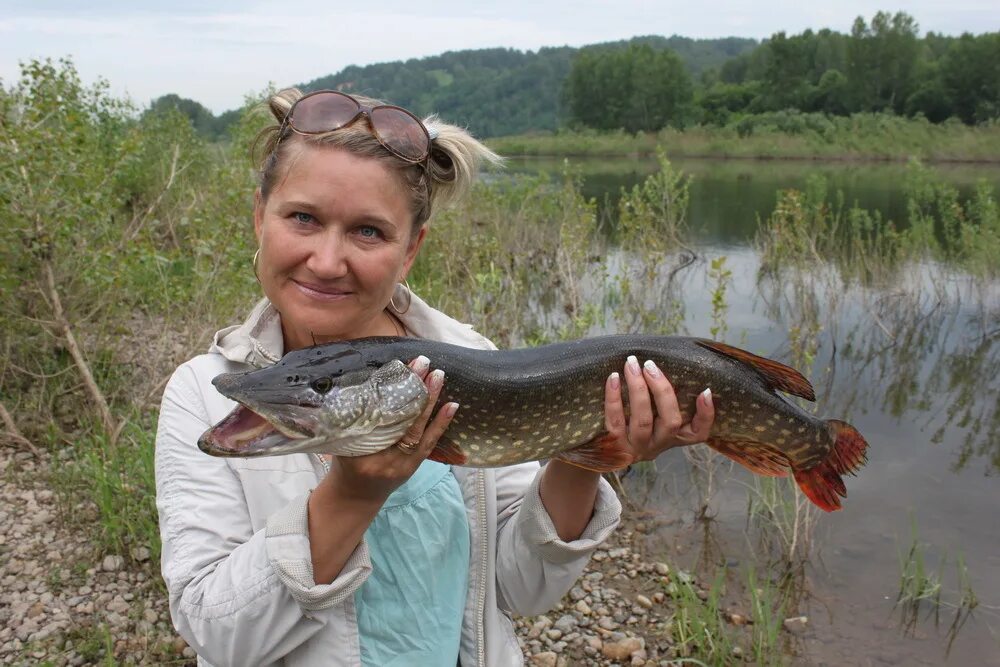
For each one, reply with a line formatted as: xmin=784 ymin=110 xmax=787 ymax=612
xmin=354 ymin=460 xmax=470 ymax=667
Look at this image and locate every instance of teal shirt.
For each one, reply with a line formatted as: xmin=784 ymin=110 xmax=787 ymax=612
xmin=354 ymin=460 xmax=470 ymax=667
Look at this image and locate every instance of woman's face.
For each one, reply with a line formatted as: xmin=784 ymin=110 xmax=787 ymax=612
xmin=254 ymin=143 xmax=426 ymax=351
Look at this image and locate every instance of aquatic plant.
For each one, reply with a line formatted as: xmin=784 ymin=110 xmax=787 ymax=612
xmin=894 ymin=518 xmax=982 ymax=655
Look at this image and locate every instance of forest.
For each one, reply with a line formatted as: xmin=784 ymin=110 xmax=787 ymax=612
xmin=151 ymin=12 xmax=999 ymax=140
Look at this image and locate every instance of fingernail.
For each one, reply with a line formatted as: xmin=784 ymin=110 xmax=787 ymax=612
xmin=413 ymin=355 xmax=430 ymax=372
xmin=701 ymin=387 xmax=713 ymax=406
xmin=430 ymin=369 xmax=445 ymax=388
xmin=643 ymin=359 xmax=660 ymax=377
xmin=445 ymin=402 xmax=459 ymax=417
xmin=626 ymin=355 xmax=640 ymax=376
xmin=609 ymin=372 xmax=620 ymax=390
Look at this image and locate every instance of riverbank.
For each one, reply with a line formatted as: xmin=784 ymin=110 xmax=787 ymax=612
xmin=486 ymin=113 xmax=1000 ymax=163
xmin=0 ymin=444 xmax=795 ymax=666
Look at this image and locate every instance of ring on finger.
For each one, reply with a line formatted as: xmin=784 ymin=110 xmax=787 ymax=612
xmin=396 ymin=438 xmax=420 ymax=454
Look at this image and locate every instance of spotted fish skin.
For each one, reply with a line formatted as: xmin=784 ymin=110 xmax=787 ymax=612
xmin=205 ymin=335 xmax=869 ymax=511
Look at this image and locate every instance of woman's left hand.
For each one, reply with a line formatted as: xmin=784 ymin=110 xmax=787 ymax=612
xmin=604 ymin=355 xmax=715 ymax=464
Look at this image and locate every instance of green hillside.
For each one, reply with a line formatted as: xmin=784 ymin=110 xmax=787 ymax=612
xmin=151 ymin=36 xmax=756 ymax=139
xmin=300 ymin=36 xmax=757 ymax=137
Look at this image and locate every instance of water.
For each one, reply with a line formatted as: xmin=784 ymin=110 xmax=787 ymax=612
xmin=513 ymin=157 xmax=1000 ymax=664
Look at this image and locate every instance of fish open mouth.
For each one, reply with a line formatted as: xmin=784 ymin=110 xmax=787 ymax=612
xmin=198 ymin=404 xmax=309 ymax=457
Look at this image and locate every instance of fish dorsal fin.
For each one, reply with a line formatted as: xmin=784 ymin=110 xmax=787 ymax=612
xmin=696 ymin=339 xmax=815 ymax=401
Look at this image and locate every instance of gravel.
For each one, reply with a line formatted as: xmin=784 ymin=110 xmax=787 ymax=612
xmin=2 ymin=444 xmax=762 ymax=666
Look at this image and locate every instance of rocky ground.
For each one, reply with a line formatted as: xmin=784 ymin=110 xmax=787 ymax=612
xmin=0 ymin=444 xmax=783 ymax=666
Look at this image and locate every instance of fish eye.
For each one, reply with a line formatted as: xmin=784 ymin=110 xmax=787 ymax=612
xmin=311 ymin=377 xmax=334 ymax=394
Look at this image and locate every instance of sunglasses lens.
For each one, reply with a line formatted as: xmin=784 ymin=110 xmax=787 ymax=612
xmin=371 ymin=107 xmax=429 ymax=162
xmin=291 ymin=93 xmax=359 ymax=133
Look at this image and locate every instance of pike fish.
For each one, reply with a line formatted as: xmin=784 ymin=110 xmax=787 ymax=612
xmin=199 ymin=336 xmax=869 ymax=511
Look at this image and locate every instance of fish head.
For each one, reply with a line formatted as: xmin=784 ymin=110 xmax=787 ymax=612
xmin=199 ymin=347 xmax=428 ymax=457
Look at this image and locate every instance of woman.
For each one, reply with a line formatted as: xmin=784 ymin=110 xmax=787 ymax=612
xmin=155 ymin=89 xmax=715 ymax=667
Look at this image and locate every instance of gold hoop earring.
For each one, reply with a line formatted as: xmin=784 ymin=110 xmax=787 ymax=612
xmin=389 ymin=279 xmax=412 ymax=315
xmin=253 ymin=248 xmax=261 ymax=283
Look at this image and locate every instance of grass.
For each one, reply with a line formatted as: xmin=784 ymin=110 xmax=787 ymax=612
xmin=665 ymin=568 xmax=737 ymax=664
xmin=656 ymin=563 xmax=793 ymax=666
xmin=755 ymin=160 xmax=1000 ymax=283
xmin=488 ymin=113 xmax=1000 ymax=163
xmin=48 ymin=414 xmax=161 ymax=569
xmin=895 ymin=519 xmax=980 ymax=654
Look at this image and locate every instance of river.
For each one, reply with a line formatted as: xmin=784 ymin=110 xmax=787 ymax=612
xmin=510 ymin=156 xmax=1000 ymax=665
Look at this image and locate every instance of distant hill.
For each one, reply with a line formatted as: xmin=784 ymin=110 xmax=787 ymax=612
xmin=301 ymin=36 xmax=757 ymax=137
xmin=152 ymin=36 xmax=757 ymax=139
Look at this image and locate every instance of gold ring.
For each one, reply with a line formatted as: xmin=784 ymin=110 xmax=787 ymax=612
xmin=396 ymin=438 xmax=420 ymax=454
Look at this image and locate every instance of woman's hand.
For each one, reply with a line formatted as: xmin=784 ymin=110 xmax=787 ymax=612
xmin=327 ymin=355 xmax=459 ymax=503
xmin=604 ymin=355 xmax=715 ymax=464
xmin=307 ymin=355 xmax=458 ymax=584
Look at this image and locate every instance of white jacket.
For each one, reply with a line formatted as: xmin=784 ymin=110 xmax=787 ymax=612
xmin=155 ymin=293 xmax=622 ymax=666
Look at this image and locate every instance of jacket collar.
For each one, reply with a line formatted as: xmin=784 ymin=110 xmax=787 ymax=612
xmin=210 ymin=285 xmax=496 ymax=367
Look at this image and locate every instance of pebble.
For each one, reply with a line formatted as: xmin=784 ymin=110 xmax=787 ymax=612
xmin=598 ymin=616 xmax=620 ymax=630
xmin=602 ymin=636 xmax=644 ymax=660
xmin=531 ymin=652 xmax=557 ymax=667
xmin=553 ymin=614 xmax=577 ymax=633
xmin=783 ymin=615 xmax=809 ymax=634
xmin=102 ymin=555 xmax=125 ymax=572
xmin=636 ymin=594 xmax=653 ymax=609
xmin=654 ymin=562 xmax=670 ymax=576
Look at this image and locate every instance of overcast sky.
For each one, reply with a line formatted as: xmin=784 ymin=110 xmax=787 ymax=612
xmin=1 ymin=1 xmax=996 ymax=114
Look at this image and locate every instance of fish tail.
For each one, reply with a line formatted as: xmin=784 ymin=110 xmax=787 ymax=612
xmin=792 ymin=419 xmax=869 ymax=512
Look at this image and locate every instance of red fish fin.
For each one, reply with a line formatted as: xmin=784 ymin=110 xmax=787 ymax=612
xmin=555 ymin=433 xmax=633 ymax=473
xmin=792 ymin=420 xmax=869 ymax=512
xmin=428 ymin=437 xmax=468 ymax=466
xmin=706 ymin=438 xmax=790 ymax=477
xmin=824 ymin=420 xmax=869 ymax=475
xmin=696 ymin=339 xmax=816 ymax=401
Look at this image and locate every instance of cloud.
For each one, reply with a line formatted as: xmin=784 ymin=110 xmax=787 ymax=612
xmin=1 ymin=1 xmax=996 ymax=113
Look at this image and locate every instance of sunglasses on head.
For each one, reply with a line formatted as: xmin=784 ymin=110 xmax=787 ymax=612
xmin=284 ymin=90 xmax=434 ymax=164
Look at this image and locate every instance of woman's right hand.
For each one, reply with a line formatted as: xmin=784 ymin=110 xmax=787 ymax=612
xmin=325 ymin=355 xmax=460 ymax=503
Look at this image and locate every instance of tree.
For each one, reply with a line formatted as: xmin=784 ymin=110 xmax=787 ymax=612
xmin=940 ymin=33 xmax=1000 ymax=123
xmin=846 ymin=11 xmax=921 ymax=113
xmin=564 ymin=44 xmax=693 ymax=132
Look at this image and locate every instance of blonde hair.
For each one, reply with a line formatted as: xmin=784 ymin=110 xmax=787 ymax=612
xmin=253 ymin=88 xmax=502 ymax=227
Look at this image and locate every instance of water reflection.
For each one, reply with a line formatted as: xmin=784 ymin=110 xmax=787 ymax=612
xmin=489 ymin=157 xmax=1000 ymax=661
xmin=594 ymin=245 xmax=999 ymax=663
xmin=508 ymin=156 xmax=1000 ymax=244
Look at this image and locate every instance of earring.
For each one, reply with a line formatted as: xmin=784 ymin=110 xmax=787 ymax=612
xmin=253 ymin=249 xmax=261 ymax=283
xmin=389 ymin=279 xmax=412 ymax=315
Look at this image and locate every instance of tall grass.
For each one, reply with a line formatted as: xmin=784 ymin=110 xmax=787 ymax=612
xmin=488 ymin=112 xmax=1000 ymax=162
xmin=895 ymin=519 xmax=981 ymax=654
xmin=755 ymin=160 xmax=1000 ymax=283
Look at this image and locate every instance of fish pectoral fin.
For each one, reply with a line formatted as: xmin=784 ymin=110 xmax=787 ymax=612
xmin=695 ymin=339 xmax=816 ymax=401
xmin=555 ymin=433 xmax=633 ymax=473
xmin=705 ymin=437 xmax=790 ymax=477
xmin=428 ymin=436 xmax=468 ymax=466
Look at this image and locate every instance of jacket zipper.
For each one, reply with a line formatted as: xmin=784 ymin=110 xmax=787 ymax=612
xmin=475 ymin=469 xmax=487 ymax=667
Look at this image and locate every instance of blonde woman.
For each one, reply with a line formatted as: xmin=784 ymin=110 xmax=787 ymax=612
xmin=155 ymin=89 xmax=715 ymax=666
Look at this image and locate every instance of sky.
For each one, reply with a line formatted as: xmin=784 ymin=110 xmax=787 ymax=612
xmin=1 ymin=1 xmax=997 ymax=114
